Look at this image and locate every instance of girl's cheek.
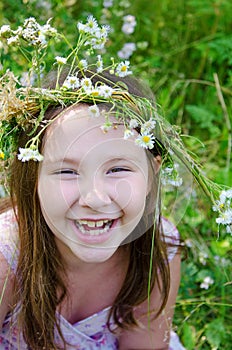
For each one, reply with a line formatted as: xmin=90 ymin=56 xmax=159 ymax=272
xmin=39 ymin=178 xmax=80 ymax=209
xmin=58 ymin=181 xmax=80 ymax=206
xmin=112 ymin=177 xmax=147 ymax=210
xmin=113 ymin=180 xmax=133 ymax=207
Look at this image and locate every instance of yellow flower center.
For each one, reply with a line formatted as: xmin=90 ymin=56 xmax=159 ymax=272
xmin=0 ymin=152 xmax=4 ymax=159
xmin=121 ymin=65 xmax=127 ymax=72
xmin=91 ymin=90 xmax=100 ymax=97
xmin=82 ymin=79 xmax=90 ymax=86
xmin=142 ymin=135 xmax=150 ymax=143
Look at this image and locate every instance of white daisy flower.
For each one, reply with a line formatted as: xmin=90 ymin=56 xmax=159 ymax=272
xmin=78 ymin=59 xmax=88 ymax=71
xmin=98 ymin=84 xmax=114 ymax=98
xmin=220 ymin=189 xmax=232 ymax=202
xmin=168 ymin=178 xmax=183 ymax=187
xmin=200 ymin=276 xmax=214 ymax=290
xmin=37 ymin=33 xmax=47 ymax=46
xmin=17 ymin=148 xmax=44 ymax=162
xmin=216 ymin=209 xmax=232 ymax=225
xmin=63 ymin=76 xmax=80 ymax=90
xmin=116 ymin=61 xmax=132 ymax=77
xmin=89 ymin=105 xmax=100 ymax=117
xmin=118 ymin=42 xmax=136 ymax=59
xmin=122 ymin=15 xmax=137 ymax=35
xmin=77 ymin=22 xmax=86 ymax=33
xmin=96 ymin=55 xmax=103 ymax=73
xmin=225 ymin=189 xmax=232 ymax=198
xmin=84 ymin=15 xmax=99 ymax=34
xmin=81 ymin=77 xmax=93 ymax=92
xmin=212 ymin=199 xmax=225 ymax=212
xmin=122 ymin=23 xmax=136 ymax=35
xmin=124 ymin=129 xmax=134 ymax=139
xmin=218 ymin=191 xmax=227 ymax=205
xmin=123 ymin=15 xmax=137 ymax=26
xmin=90 ymin=37 xmax=107 ymax=50
xmin=21 ymin=17 xmax=51 ymax=47
xmin=7 ymin=35 xmax=20 ymax=45
xmin=89 ymin=89 xmax=100 ymax=98
xmin=0 ymin=25 xmax=11 ymax=36
xmin=23 ymin=17 xmax=39 ymax=33
xmin=162 ymin=166 xmax=174 ymax=175
xmin=95 ymin=25 xmax=110 ymax=39
xmin=216 ymin=191 xmax=232 ymax=216
xmin=141 ymin=119 xmax=156 ymax=133
xmin=41 ymin=22 xmax=57 ymax=37
xmin=55 ymin=56 xmax=67 ymax=65
xmin=129 ymin=119 xmax=138 ymax=129
xmin=135 ymin=133 xmax=155 ymax=149
xmin=161 ymin=165 xmax=183 ymax=188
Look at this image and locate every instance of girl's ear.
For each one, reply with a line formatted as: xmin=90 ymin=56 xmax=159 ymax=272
xmin=153 ymin=155 xmax=162 ymax=174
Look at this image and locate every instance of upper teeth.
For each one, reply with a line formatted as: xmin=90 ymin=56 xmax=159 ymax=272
xmin=75 ymin=219 xmax=113 ymax=236
xmin=78 ymin=219 xmax=110 ymax=228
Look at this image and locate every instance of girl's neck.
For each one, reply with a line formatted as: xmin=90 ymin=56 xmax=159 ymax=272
xmin=57 ymin=245 xmax=130 ymax=324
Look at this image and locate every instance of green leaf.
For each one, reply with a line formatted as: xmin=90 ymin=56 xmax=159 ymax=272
xmin=185 ymin=105 xmax=220 ymax=137
xmin=210 ymin=239 xmax=231 ymax=256
xmin=205 ymin=319 xmax=225 ymax=349
xmin=182 ymin=323 xmax=196 ymax=350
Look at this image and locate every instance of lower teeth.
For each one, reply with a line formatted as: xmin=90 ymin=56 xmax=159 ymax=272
xmin=76 ymin=221 xmax=112 ymax=235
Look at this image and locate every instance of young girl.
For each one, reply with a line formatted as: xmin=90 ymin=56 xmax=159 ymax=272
xmin=0 ymin=100 xmax=183 ymax=349
xmin=0 ymin=17 xmax=229 ymax=350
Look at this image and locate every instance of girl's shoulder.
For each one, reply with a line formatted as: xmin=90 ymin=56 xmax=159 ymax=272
xmin=0 ymin=208 xmax=18 ymax=236
xmin=0 ymin=209 xmax=19 ymax=272
xmin=162 ymin=217 xmax=179 ymax=239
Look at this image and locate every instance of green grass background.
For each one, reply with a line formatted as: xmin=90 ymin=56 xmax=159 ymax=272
xmin=0 ymin=0 xmax=231 ymax=348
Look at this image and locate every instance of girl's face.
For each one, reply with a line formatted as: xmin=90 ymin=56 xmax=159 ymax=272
xmin=38 ymin=105 xmax=150 ymax=265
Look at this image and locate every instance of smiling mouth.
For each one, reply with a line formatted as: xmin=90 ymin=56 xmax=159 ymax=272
xmin=74 ymin=219 xmax=114 ymax=236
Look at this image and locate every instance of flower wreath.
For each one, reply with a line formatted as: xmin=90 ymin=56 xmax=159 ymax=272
xmin=0 ymin=16 xmax=231 ymax=233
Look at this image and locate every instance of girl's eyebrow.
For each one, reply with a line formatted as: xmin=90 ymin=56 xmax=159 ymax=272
xmin=102 ymin=156 xmax=147 ymax=169
xmin=105 ymin=156 xmax=142 ymax=164
xmin=46 ymin=155 xmax=142 ymax=165
xmin=43 ymin=157 xmax=80 ymax=165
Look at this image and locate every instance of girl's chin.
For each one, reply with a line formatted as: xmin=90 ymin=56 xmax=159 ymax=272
xmin=71 ymin=246 xmax=119 ymax=264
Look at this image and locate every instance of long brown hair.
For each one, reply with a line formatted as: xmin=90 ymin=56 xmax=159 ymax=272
xmin=0 ymin=197 xmax=12 ymax=214
xmin=8 ymin=72 xmax=171 ymax=349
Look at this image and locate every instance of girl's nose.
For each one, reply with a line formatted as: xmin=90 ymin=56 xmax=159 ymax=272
xmin=78 ymin=187 xmax=111 ymax=209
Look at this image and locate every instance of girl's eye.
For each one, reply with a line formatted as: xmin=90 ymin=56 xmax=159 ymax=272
xmin=54 ymin=169 xmax=78 ymax=175
xmin=107 ymin=167 xmax=131 ymax=174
